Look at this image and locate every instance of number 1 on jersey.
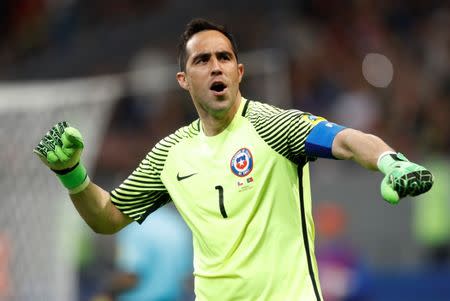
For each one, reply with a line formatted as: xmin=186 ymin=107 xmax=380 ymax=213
xmin=215 ymin=185 xmax=227 ymax=218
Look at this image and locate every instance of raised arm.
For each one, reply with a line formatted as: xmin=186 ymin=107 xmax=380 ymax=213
xmin=70 ymin=182 xmax=133 ymax=234
xmin=34 ymin=122 xmax=132 ymax=234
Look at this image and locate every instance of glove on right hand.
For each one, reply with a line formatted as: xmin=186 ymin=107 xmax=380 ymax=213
xmin=34 ymin=121 xmax=89 ymax=192
xmin=34 ymin=121 xmax=84 ymax=172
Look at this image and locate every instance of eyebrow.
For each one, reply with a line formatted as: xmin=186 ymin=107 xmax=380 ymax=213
xmin=192 ymin=53 xmax=210 ymax=63
xmin=191 ymin=50 xmax=234 ymax=63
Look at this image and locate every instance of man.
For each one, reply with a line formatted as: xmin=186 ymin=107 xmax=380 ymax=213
xmin=34 ymin=19 xmax=433 ymax=301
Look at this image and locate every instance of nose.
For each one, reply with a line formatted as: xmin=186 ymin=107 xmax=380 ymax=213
xmin=210 ymin=57 xmax=222 ymax=76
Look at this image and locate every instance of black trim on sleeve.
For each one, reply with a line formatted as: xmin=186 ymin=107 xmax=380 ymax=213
xmin=298 ymin=167 xmax=322 ymax=301
xmin=135 ymin=193 xmax=171 ymax=224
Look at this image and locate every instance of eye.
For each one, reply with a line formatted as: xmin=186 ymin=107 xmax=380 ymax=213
xmin=218 ymin=53 xmax=231 ymax=61
xmin=195 ymin=55 xmax=210 ymax=64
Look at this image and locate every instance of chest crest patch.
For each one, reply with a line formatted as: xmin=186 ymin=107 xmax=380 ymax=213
xmin=230 ymin=148 xmax=253 ymax=177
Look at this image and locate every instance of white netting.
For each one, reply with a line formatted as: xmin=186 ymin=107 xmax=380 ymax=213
xmin=0 ymin=76 xmax=122 ymax=301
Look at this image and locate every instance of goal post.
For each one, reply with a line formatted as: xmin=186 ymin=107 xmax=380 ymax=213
xmin=0 ymin=75 xmax=122 ymax=301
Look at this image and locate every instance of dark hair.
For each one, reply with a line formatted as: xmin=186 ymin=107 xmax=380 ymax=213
xmin=177 ymin=18 xmax=239 ymax=72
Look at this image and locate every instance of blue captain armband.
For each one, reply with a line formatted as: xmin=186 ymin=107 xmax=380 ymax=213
xmin=305 ymin=121 xmax=346 ymax=159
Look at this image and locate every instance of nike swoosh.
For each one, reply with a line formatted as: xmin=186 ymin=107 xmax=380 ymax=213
xmin=177 ymin=172 xmax=197 ymax=181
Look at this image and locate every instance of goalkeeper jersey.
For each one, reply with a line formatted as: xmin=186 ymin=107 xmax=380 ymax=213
xmin=111 ymin=98 xmax=324 ymax=301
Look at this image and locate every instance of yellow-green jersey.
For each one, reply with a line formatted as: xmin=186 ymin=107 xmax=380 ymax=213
xmin=111 ymin=97 xmax=346 ymax=301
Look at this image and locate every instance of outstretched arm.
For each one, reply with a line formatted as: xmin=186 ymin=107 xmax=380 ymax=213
xmin=331 ymin=128 xmax=392 ymax=170
xmin=331 ymin=128 xmax=434 ymax=204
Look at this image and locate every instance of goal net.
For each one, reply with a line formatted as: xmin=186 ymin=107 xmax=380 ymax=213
xmin=0 ymin=76 xmax=122 ymax=301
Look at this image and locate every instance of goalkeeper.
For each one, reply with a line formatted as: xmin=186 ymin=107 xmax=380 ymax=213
xmin=34 ymin=19 xmax=433 ymax=301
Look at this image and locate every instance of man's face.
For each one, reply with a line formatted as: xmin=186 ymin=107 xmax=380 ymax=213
xmin=177 ymin=30 xmax=244 ymax=119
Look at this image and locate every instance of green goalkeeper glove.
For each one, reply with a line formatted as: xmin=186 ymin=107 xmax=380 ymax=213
xmin=377 ymin=152 xmax=434 ymax=205
xmin=34 ymin=121 xmax=90 ymax=194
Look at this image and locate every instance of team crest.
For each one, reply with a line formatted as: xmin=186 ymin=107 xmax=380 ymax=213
xmin=230 ymin=148 xmax=253 ymax=177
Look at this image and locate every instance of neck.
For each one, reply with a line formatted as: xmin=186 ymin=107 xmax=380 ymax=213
xmin=201 ymin=94 xmax=242 ymax=136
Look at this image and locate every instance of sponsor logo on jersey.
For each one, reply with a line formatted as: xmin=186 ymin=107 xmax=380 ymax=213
xmin=230 ymin=148 xmax=253 ymax=177
xmin=176 ymin=172 xmax=197 ymax=181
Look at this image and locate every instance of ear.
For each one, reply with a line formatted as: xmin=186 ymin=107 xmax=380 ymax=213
xmin=237 ymin=63 xmax=244 ymax=83
xmin=176 ymin=72 xmax=189 ymax=90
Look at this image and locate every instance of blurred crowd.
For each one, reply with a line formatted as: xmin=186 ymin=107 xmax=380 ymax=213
xmin=1 ymin=1 xmax=448 ymax=300
xmin=1 ymin=0 xmax=448 ymax=158
xmin=288 ymin=1 xmax=449 ymax=160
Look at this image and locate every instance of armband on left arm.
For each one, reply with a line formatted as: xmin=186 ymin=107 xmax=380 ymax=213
xmin=305 ymin=121 xmax=346 ymax=159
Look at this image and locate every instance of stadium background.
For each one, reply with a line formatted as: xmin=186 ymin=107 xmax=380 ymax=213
xmin=0 ymin=0 xmax=448 ymax=300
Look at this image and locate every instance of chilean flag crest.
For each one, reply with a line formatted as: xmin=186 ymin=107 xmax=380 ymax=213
xmin=230 ymin=148 xmax=254 ymax=177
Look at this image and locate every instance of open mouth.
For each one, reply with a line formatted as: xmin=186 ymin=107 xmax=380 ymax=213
xmin=210 ymin=81 xmax=227 ymax=93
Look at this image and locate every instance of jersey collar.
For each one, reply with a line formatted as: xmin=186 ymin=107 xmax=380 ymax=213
xmin=199 ymin=96 xmax=248 ymax=138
